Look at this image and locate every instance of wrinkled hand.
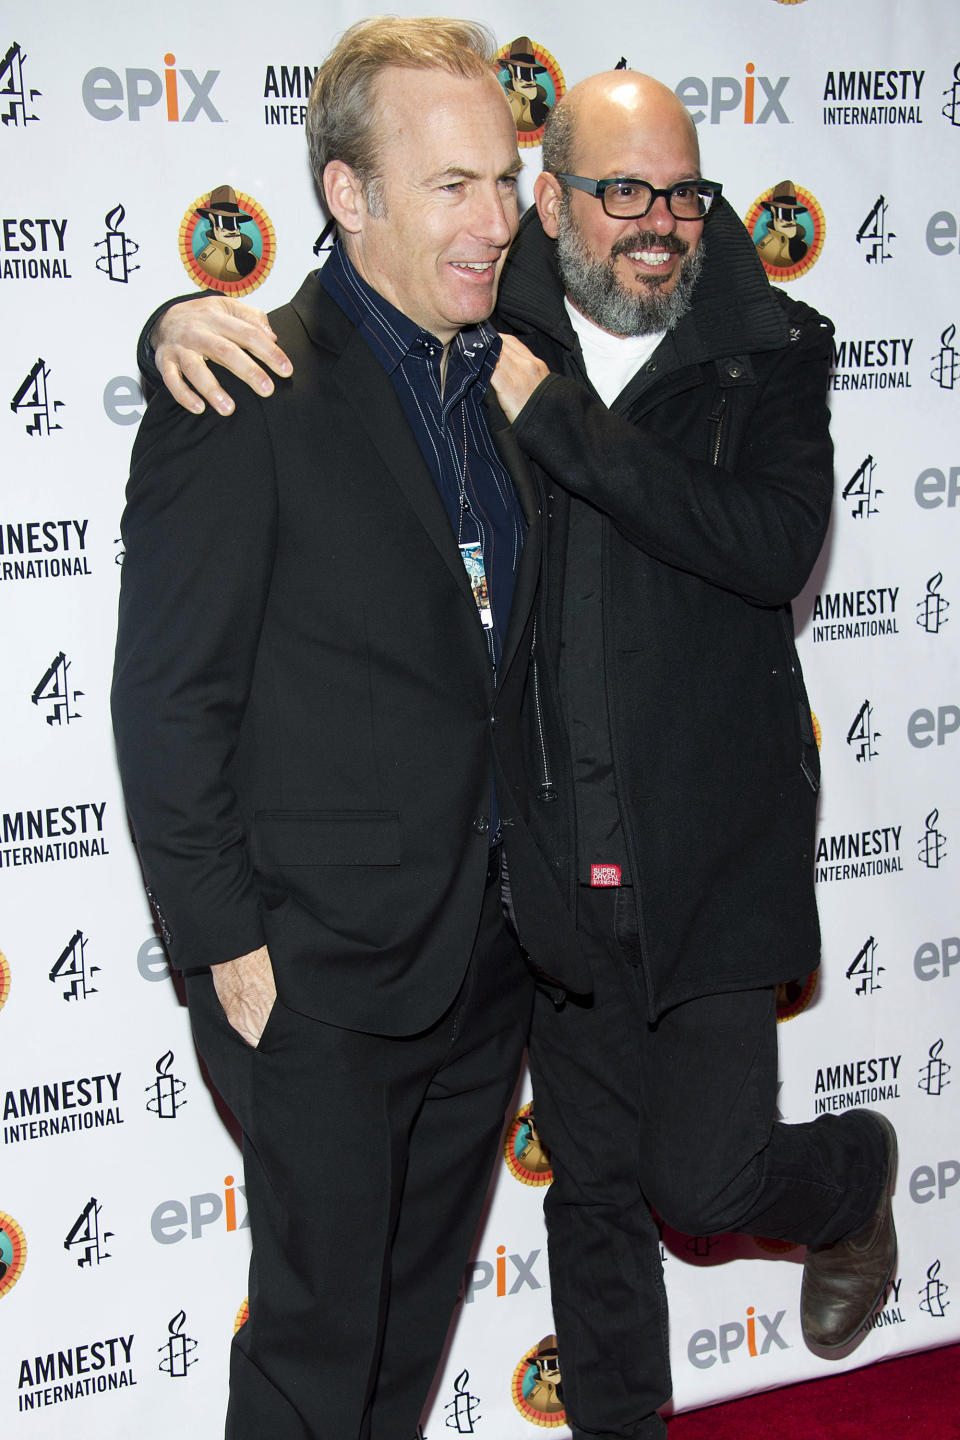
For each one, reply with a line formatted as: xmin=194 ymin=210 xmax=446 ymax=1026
xmin=152 ymin=296 xmax=294 ymax=416
xmin=211 ymin=945 xmax=277 ymax=1047
xmin=491 ymin=334 xmax=551 ymax=424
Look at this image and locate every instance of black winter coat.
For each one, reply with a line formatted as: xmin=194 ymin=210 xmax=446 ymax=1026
xmin=496 ymin=201 xmax=833 ymax=1019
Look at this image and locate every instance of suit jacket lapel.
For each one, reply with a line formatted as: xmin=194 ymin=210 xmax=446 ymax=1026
xmin=484 ymin=390 xmax=542 ymax=689
xmin=293 ymin=277 xmax=479 ymax=616
xmin=293 ymin=276 xmax=541 ymax=676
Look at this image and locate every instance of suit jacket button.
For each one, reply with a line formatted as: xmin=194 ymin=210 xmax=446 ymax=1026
xmin=473 ymin=815 xmax=490 ymax=834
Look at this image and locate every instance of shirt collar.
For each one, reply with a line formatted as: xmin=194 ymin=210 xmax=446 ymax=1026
xmin=318 ymin=240 xmax=499 ymax=384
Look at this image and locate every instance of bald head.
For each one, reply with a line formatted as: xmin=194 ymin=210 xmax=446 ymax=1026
xmin=534 ymin=70 xmax=707 ymax=337
xmin=542 ymin=71 xmax=700 ymax=181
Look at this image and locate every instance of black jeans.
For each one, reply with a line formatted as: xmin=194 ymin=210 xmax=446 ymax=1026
xmin=528 ymin=886 xmax=887 ymax=1440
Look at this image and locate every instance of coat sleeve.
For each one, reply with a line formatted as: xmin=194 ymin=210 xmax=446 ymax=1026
xmin=510 ymin=311 xmax=834 ymax=606
xmin=111 ymin=382 xmax=277 ymax=970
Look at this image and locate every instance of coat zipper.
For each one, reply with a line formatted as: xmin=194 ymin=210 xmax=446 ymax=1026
xmin=708 ymin=393 xmax=726 ymax=466
xmin=530 ymin=617 xmax=556 ymax=802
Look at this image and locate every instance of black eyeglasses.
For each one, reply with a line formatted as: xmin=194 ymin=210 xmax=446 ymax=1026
xmin=557 ymin=174 xmax=722 ymax=220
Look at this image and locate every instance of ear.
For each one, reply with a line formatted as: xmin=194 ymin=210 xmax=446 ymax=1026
xmin=323 ymin=160 xmax=367 ymax=236
xmin=534 ymin=172 xmax=563 ymax=239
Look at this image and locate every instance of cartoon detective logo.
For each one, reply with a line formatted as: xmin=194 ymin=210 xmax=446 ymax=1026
xmin=504 ymin=1102 xmax=553 ymax=1186
xmin=234 ymin=1297 xmax=249 ymax=1333
xmin=179 ymin=185 xmax=275 ymax=296
xmin=0 ymin=1211 xmax=27 ymax=1297
xmin=776 ymin=970 xmax=818 ymax=1022
xmin=512 ymin=1335 xmax=566 ymax=1428
xmin=495 ymin=38 xmax=564 ymax=147
xmin=745 ymin=181 xmax=825 ymax=281
xmin=0 ymin=949 xmax=10 ymax=1014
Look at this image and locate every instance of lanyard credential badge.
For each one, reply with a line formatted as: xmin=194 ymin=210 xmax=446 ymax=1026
xmin=459 ymin=541 xmax=493 ymax=630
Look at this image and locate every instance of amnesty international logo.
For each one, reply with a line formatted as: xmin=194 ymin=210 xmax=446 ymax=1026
xmin=504 ymin=1102 xmax=553 ymax=1186
xmin=0 ymin=949 xmax=10 ymax=1013
xmin=511 ymin=1335 xmax=567 ymax=1428
xmin=745 ymin=181 xmax=825 ymax=281
xmin=495 ymin=38 xmax=564 ymax=148
xmin=0 ymin=1211 xmax=27 ymax=1298
xmin=179 ymin=185 xmax=275 ymax=296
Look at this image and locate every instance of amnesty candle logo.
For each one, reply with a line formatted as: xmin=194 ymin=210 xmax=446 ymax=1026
xmin=179 ymin=184 xmax=275 ymax=296
xmin=158 ymin=1310 xmax=198 ymax=1377
xmin=504 ymin=1102 xmax=553 ymax=1186
xmin=95 ymin=204 xmax=140 ymax=284
xmin=0 ymin=1210 xmax=27 ymax=1297
xmin=145 ymin=1051 xmax=187 ymax=1118
xmin=745 ymin=180 xmax=825 ymax=281
xmin=916 ymin=573 xmax=950 ymax=634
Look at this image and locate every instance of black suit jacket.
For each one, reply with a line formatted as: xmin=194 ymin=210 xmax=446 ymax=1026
xmin=112 ymin=273 xmax=588 ymax=1035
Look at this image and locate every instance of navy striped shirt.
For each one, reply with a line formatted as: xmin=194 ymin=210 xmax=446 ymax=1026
xmin=319 ymin=242 xmax=525 ymax=680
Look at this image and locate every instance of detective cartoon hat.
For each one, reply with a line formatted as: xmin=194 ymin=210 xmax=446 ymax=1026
xmin=196 ymin=185 xmax=252 ymax=223
xmin=761 ymin=180 xmax=809 ymax=215
xmin=503 ymin=37 xmax=547 ymax=74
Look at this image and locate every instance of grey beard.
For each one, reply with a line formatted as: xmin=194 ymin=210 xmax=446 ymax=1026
xmin=555 ymin=203 xmax=704 ymax=337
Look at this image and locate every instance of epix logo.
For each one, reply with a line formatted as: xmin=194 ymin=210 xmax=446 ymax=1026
xmin=82 ymin=54 xmax=223 ymax=122
xmin=151 ymin=1175 xmax=248 ymax=1244
xmin=464 ymin=1244 xmax=543 ymax=1303
xmin=675 ymin=65 xmax=789 ymax=125
xmin=688 ymin=1306 xmax=788 ymax=1368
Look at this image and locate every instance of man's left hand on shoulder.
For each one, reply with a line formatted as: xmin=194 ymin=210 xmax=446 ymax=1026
xmin=491 ymin=334 xmax=550 ymax=424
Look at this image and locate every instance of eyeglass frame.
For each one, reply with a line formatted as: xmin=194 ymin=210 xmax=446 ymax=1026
xmin=555 ymin=174 xmax=723 ymax=220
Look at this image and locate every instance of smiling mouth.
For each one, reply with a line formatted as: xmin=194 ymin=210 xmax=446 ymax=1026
xmin=623 ymin=249 xmax=675 ymax=267
xmin=451 ymin=260 xmax=497 ymax=274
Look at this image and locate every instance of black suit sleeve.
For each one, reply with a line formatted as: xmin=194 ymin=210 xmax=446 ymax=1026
xmin=111 ymin=383 xmax=277 ymax=970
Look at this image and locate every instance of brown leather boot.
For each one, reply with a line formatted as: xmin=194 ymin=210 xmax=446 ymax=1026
xmin=800 ymin=1110 xmax=897 ymax=1351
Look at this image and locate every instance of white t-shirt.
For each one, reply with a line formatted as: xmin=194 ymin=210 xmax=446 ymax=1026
xmin=564 ymin=297 xmax=665 ymax=408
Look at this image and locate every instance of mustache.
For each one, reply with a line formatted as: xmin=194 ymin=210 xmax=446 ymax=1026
xmin=610 ymin=232 xmax=690 ymax=259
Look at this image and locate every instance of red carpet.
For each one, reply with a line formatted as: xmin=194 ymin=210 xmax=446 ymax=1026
xmin=666 ymin=1344 xmax=960 ymax=1438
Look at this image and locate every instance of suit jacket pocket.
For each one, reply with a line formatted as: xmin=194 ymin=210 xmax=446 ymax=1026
xmin=253 ymin=810 xmax=401 ymax=867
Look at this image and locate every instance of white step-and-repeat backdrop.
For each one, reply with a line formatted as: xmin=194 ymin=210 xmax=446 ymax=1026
xmin=2 ymin=1 xmax=959 ymax=1434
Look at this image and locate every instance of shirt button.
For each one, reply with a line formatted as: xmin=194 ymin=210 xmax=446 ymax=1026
xmin=726 ymin=362 xmax=743 ymax=378
xmin=645 ymin=360 xmax=658 ymax=373
xmin=473 ymin=815 xmax=490 ymax=834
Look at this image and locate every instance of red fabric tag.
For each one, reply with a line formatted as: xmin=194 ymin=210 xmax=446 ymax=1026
xmin=589 ymin=864 xmax=622 ymax=887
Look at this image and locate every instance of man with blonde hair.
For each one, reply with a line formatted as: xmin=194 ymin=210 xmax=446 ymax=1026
xmin=113 ymin=18 xmax=586 ymax=1439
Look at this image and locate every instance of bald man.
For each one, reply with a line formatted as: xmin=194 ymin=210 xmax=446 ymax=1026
xmin=138 ymin=68 xmax=896 ymax=1440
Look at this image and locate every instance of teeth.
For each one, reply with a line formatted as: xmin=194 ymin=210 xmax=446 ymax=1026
xmin=626 ymin=250 xmax=673 ymax=266
xmin=453 ymin=261 xmax=493 ymax=271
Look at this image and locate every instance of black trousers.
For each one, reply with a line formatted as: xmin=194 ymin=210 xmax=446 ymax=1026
xmin=528 ymin=886 xmax=888 ymax=1440
xmin=186 ymin=876 xmax=533 ymax=1440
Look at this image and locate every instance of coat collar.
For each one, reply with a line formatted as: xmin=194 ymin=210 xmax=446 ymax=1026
xmin=495 ymin=198 xmax=790 ymax=366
